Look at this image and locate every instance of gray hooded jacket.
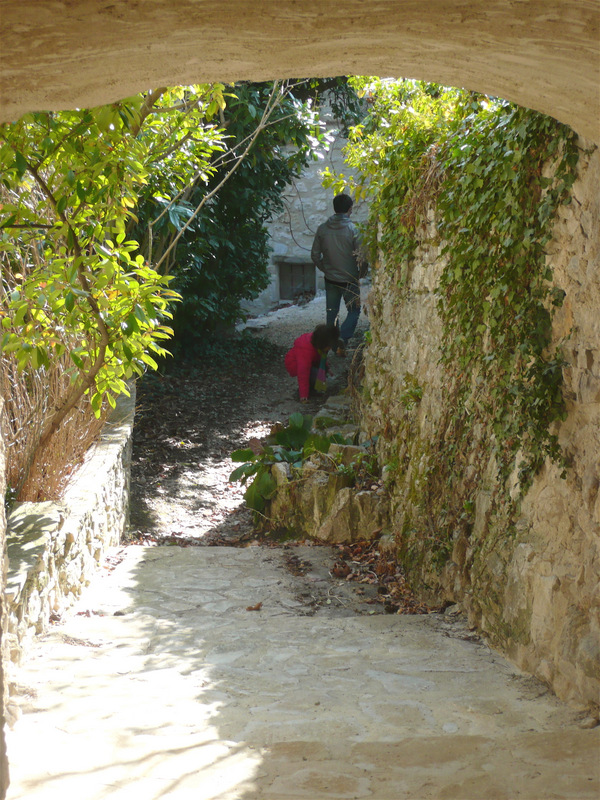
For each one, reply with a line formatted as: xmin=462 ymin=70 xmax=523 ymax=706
xmin=311 ymin=213 xmax=366 ymax=284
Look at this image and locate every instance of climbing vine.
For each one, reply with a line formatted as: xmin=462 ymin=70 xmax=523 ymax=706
xmin=329 ymin=79 xmax=579 ymax=568
xmin=323 ymin=78 xmax=460 ymax=268
xmin=436 ymin=101 xmax=578 ymax=487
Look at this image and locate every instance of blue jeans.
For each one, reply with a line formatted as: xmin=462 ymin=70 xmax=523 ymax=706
xmin=325 ymin=280 xmax=361 ymax=343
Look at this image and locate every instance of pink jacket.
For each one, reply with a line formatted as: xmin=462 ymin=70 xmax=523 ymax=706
xmin=284 ymin=332 xmax=321 ymax=400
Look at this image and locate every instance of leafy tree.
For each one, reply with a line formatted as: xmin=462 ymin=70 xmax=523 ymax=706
xmin=131 ymin=81 xmax=329 ymax=344
xmin=0 ymin=79 xmax=352 ymax=496
xmin=0 ymin=86 xmax=236 ymax=416
xmin=0 ymin=85 xmax=230 ymax=494
xmin=0 ymin=79 xmax=338 ymax=493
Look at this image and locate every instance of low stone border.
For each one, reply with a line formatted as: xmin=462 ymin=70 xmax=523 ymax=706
xmin=265 ymin=394 xmax=389 ymax=543
xmin=4 ymin=388 xmax=135 ymax=668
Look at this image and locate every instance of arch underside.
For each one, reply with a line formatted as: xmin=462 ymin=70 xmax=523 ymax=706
xmin=0 ymin=1 xmax=598 ymax=141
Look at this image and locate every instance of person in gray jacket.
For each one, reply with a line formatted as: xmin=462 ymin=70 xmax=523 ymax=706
xmin=311 ymin=193 xmax=367 ymax=353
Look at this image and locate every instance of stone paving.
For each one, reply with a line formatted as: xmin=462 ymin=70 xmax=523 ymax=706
xmin=6 ymin=544 xmax=599 ymax=799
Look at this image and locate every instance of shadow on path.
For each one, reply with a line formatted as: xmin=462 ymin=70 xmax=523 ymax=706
xmin=6 ymin=544 xmax=598 ymax=799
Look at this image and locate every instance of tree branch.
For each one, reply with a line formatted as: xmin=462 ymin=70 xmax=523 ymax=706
xmin=23 ymin=162 xmax=111 ymax=446
xmin=153 ymin=82 xmax=288 ymax=273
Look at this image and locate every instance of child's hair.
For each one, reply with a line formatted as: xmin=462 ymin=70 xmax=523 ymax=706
xmin=311 ymin=324 xmax=340 ymax=351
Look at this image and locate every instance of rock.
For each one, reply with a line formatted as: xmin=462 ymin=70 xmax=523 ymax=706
xmin=445 ymin=604 xmax=462 ymax=616
xmin=328 ymin=443 xmax=364 ymax=466
xmin=271 ymin=462 xmax=291 ymax=486
xmin=316 ymin=488 xmax=387 ymax=544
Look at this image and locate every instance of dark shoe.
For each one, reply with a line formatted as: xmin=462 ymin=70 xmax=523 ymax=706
xmin=336 ymin=339 xmax=348 ymax=357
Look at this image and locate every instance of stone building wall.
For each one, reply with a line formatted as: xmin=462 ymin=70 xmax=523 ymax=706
xmin=244 ymin=114 xmax=368 ymax=316
xmin=362 ymin=138 xmax=599 ymax=708
xmin=3 ymin=390 xmax=134 ymax=681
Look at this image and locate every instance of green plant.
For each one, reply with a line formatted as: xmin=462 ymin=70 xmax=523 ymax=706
xmin=382 ymin=457 xmax=400 ymax=484
xmin=0 ymin=96 xmax=192 ymax=496
xmin=230 ymin=412 xmax=347 ymax=514
xmin=0 ymin=81 xmax=322 ymax=499
xmin=333 ymin=449 xmax=380 ymax=487
xmin=399 ymin=376 xmax=423 ymax=408
xmin=435 ymin=101 xmax=577 ymax=487
xmin=322 ymin=78 xmax=460 ymax=269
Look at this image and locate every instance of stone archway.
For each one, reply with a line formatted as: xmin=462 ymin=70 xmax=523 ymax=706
xmin=0 ymin=2 xmax=599 ymax=795
xmin=0 ymin=1 xmax=599 ymax=142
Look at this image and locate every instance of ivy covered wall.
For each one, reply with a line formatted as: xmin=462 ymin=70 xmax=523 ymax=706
xmin=361 ymin=136 xmax=599 ymax=707
xmin=343 ymin=83 xmax=599 ymax=707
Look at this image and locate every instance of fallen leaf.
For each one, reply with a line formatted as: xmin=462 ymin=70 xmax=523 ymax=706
xmin=331 ymin=561 xmax=351 ymax=578
xmin=247 ymin=438 xmax=265 ymax=455
xmin=246 ymin=602 xmax=262 ymax=611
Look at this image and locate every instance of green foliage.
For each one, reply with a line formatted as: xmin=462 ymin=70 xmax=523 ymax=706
xmin=342 ymin=81 xmax=577 ymax=485
xmin=332 ymin=449 xmax=380 ymax=486
xmin=435 ymin=101 xmax=577 ymax=485
xmin=0 ymin=80 xmax=340 ymax=499
xmin=0 ymin=82 xmax=325 ymax=490
xmin=132 ymin=81 xmax=328 ymax=343
xmin=288 ymin=77 xmax=364 ymax=136
xmin=322 ymin=78 xmax=461 ymax=265
xmin=382 ymin=457 xmax=399 ymax=485
xmin=0 ymin=97 xmax=191 ymax=430
xmin=230 ymin=413 xmax=347 ymax=514
xmin=399 ymin=375 xmax=424 ymax=409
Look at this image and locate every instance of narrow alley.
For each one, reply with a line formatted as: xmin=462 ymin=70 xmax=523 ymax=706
xmin=5 ymin=298 xmax=600 ymax=799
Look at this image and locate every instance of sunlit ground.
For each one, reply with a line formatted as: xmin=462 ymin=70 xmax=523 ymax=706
xmin=7 ymin=545 xmax=598 ymax=800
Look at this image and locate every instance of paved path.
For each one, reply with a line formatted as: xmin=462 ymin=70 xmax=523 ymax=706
xmin=6 ymin=545 xmax=599 ymax=799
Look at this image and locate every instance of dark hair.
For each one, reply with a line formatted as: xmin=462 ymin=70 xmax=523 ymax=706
xmin=311 ymin=324 xmax=340 ymax=351
xmin=333 ymin=193 xmax=353 ymax=214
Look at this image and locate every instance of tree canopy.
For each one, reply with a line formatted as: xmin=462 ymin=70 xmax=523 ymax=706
xmin=0 ymin=79 xmax=343 ymax=498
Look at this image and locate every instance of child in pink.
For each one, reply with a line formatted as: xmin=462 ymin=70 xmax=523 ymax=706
xmin=284 ymin=324 xmax=340 ymax=402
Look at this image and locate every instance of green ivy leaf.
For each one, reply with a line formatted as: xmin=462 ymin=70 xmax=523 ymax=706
xmin=231 ymin=448 xmax=257 ymax=462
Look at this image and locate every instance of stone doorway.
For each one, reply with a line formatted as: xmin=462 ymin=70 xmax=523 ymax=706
xmin=277 ymin=257 xmax=316 ymax=302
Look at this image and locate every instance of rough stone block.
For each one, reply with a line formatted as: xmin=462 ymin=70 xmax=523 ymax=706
xmin=328 ymin=443 xmax=364 ymax=467
xmin=5 ymin=389 xmax=134 ymax=668
xmin=316 ymin=488 xmax=387 ymax=544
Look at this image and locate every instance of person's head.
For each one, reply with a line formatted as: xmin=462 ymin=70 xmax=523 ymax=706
xmin=333 ymin=193 xmax=353 ymax=214
xmin=311 ymin=324 xmax=340 ymax=352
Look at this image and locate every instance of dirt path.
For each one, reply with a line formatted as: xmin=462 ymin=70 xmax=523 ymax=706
xmin=5 ymin=296 xmax=600 ymax=799
xmin=128 ymin=293 xmax=366 ymax=546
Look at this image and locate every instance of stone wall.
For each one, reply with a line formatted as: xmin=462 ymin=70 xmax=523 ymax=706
xmin=362 ymin=138 xmax=599 ymax=708
xmin=3 ymin=389 xmax=134 ymax=678
xmin=0 ymin=403 xmax=8 ymax=799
